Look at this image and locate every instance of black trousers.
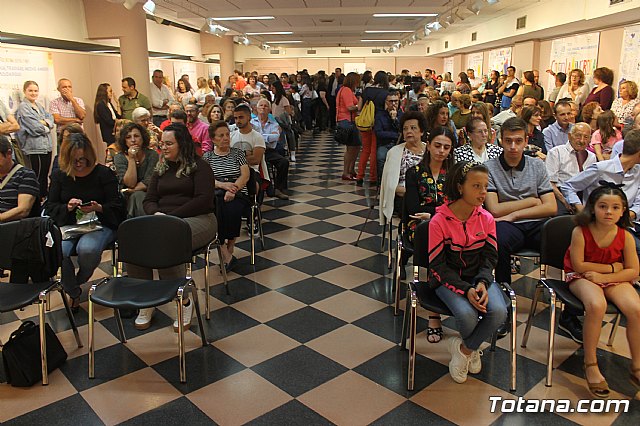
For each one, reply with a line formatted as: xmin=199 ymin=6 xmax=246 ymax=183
xmin=265 ymin=148 xmax=289 ymax=191
xmin=26 ymin=153 xmax=52 ymax=198
xmin=215 ymin=193 xmax=250 ymax=241
xmin=328 ymin=96 xmax=337 ymax=129
xmin=301 ymin=98 xmax=313 ymax=130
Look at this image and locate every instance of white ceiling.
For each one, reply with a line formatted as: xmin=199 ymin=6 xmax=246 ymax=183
xmin=148 ymin=0 xmax=526 ymax=48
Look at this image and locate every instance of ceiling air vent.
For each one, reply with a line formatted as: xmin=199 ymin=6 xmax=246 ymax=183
xmin=270 ymin=49 xmax=280 ymax=54
xmin=444 ymin=41 xmax=449 ymax=49
xmin=371 ymin=48 xmax=381 ymax=53
xmin=319 ymin=19 xmax=334 ymax=23
xmin=516 ymin=16 xmax=526 ymax=30
xmin=307 ymin=49 xmax=317 ymax=54
xmin=471 ymin=32 xmax=477 ymax=42
xmin=341 ymin=49 xmax=350 ymax=54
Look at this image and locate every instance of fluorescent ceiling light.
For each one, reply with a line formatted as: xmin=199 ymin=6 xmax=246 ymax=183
xmin=212 ymin=16 xmax=275 ymax=21
xmin=364 ymin=30 xmax=413 ymax=33
xmin=487 ymin=0 xmax=500 ymax=4
xmin=142 ymin=0 xmax=155 ymax=14
xmin=373 ymin=13 xmax=438 ymax=18
xmin=265 ymin=40 xmax=302 ymax=44
xmin=361 ymin=39 xmax=400 ymax=42
xmin=246 ymin=31 xmax=293 ymax=35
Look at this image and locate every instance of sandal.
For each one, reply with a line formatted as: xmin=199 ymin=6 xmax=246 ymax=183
xmin=583 ymin=363 xmax=610 ymax=399
xmin=511 ymin=257 xmax=521 ymax=274
xmin=426 ymin=316 xmax=444 ymax=343
xmin=631 ymin=367 xmax=640 ymax=388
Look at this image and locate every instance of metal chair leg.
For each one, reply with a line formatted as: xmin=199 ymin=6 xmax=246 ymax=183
xmin=250 ymin=204 xmax=256 ymax=265
xmin=522 ymin=286 xmax=542 ymax=348
xmin=545 ymin=289 xmax=557 ymax=387
xmin=393 ymin=238 xmax=403 ymax=316
xmin=38 ymin=291 xmax=49 ymax=385
xmin=190 ymin=281 xmax=207 ymax=346
xmin=59 ymin=288 xmax=82 ymax=348
xmin=177 ymin=290 xmax=186 ymax=383
xmin=407 ymin=289 xmax=417 ymax=391
xmin=607 ymin=313 xmax=622 ymax=346
xmin=387 ymin=220 xmax=393 ymax=270
xmin=216 ymin=244 xmax=229 ymax=297
xmin=114 ymin=308 xmax=126 ymax=343
xmin=257 ymin=208 xmax=265 ymax=250
xmin=88 ymin=285 xmax=96 ymax=379
xmin=400 ymin=284 xmax=411 ymax=349
xmin=508 ymin=285 xmax=517 ymax=392
xmin=381 ymin=221 xmax=387 ymax=252
xmin=203 ymin=244 xmax=212 ymax=319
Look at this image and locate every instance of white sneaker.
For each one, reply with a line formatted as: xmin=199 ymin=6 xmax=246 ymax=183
xmin=469 ymin=350 xmax=483 ymax=374
xmin=447 ymin=336 xmax=470 ymax=383
xmin=290 ymin=152 xmax=296 ymax=162
xmin=173 ymin=300 xmax=193 ymax=332
xmin=134 ymin=308 xmax=155 ymax=330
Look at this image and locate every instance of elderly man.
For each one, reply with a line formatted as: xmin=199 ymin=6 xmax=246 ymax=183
xmin=119 ymin=77 xmax=152 ymax=121
xmin=49 ymin=78 xmax=86 ymax=133
xmin=543 ymin=100 xmax=574 ymax=153
xmin=160 ymin=101 xmax=184 ymax=130
xmin=251 ymin=99 xmax=289 ymax=199
xmin=492 ymin=95 xmax=524 ymax=127
xmin=150 ymin=69 xmax=174 ymax=128
xmin=185 ymin=103 xmax=211 ymax=155
xmin=545 ymin=123 xmax=596 ymax=215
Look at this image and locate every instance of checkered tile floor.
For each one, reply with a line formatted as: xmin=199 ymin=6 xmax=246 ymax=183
xmin=1 ymin=131 xmax=639 ymax=425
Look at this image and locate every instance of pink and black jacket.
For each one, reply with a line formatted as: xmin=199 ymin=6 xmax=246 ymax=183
xmin=428 ymin=204 xmax=498 ymax=296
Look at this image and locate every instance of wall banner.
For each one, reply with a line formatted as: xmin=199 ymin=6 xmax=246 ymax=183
xmin=488 ymin=47 xmax=512 ymax=75
xmin=547 ymin=32 xmax=600 ymax=94
xmin=0 ymin=48 xmax=57 ymax=113
xmin=466 ymin=52 xmax=484 ymax=78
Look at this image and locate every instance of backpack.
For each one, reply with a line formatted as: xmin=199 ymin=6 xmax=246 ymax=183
xmin=355 ymin=100 xmax=375 ymax=132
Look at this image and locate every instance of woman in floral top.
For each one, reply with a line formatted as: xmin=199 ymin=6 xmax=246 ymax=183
xmin=403 ymin=126 xmax=455 ymax=344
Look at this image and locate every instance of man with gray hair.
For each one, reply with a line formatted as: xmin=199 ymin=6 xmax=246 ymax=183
xmin=150 ymin=69 xmax=174 ymax=127
xmin=49 ymin=78 xmax=86 ymax=133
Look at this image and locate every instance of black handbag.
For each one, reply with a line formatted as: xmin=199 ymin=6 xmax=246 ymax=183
xmin=334 ymin=120 xmax=354 ymax=145
xmin=1 ymin=320 xmax=67 ymax=387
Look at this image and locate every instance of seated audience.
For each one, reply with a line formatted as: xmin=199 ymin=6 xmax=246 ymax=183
xmin=451 ymin=94 xmax=472 ymax=131
xmin=543 ymin=100 xmax=574 ymax=153
xmin=581 ymin=102 xmax=603 ymax=134
xmin=557 ymin=69 xmax=589 ymax=107
xmin=429 ymin=160 xmax=507 ymax=383
xmin=185 ymin=103 xmax=211 ymax=155
xmin=46 ymin=133 xmax=124 ymax=312
xmin=546 ymin=123 xmax=596 ymax=215
xmin=455 ymin=118 xmax=502 ymax=163
xmin=612 ymin=109 xmax=640 ymax=157
xmin=132 ymin=106 xmax=161 ymax=150
xmin=583 ymin=67 xmax=615 ymax=110
xmin=207 ymin=104 xmax=224 ymax=124
xmin=251 ymin=99 xmax=289 ymax=199
xmin=590 ymin=110 xmax=622 ymax=161
xmin=611 ymin=80 xmax=639 ymax=124
xmin=521 ymin=106 xmax=546 ymax=154
xmin=134 ymin=123 xmax=217 ymax=332
xmin=0 ymin=135 xmax=38 ymax=223
xmin=546 ymin=71 xmax=567 ymax=107
xmin=230 ymin=104 xmax=269 ymax=186
xmin=374 ymin=90 xmax=402 ymax=179
xmin=425 ymin=100 xmax=458 ymax=144
xmin=113 ymin=122 xmax=159 ymax=218
xmin=160 ymin=101 xmax=184 ymax=130
xmin=564 ymin=184 xmax=640 ymax=398
xmin=537 ymin=99 xmax=554 ymax=130
xmin=203 ymin=121 xmax=250 ymax=270
xmin=492 ymin=95 xmax=523 ymax=128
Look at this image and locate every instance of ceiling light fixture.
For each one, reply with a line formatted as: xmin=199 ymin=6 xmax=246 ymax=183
xmin=467 ymin=0 xmax=483 ymax=15
xmin=211 ymin=16 xmax=275 ymax=21
xmin=373 ymin=13 xmax=438 ymax=18
xmin=428 ymin=21 xmax=442 ymax=31
xmin=123 ymin=0 xmax=138 ymax=10
xmin=246 ymin=31 xmax=293 ymax=35
xmin=142 ymin=0 xmax=155 ymax=14
xmin=364 ymin=30 xmax=414 ymax=33
xmin=265 ymin=40 xmax=303 ymax=44
xmin=486 ymin=0 xmax=500 ymax=4
xmin=201 ymin=18 xmax=230 ymax=36
xmin=423 ymin=26 xmax=432 ymax=36
xmin=360 ymin=39 xmax=400 ymax=42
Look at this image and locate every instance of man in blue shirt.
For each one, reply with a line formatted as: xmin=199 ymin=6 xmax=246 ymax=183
xmin=375 ymin=90 xmax=402 ymax=180
xmin=543 ymin=100 xmax=574 ymax=153
xmin=251 ymin=99 xmax=289 ymax=199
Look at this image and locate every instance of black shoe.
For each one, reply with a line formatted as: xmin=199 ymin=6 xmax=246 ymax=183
xmin=356 ymin=179 xmax=363 ymax=187
xmin=559 ymin=313 xmax=584 ymax=343
xmin=496 ymin=310 xmax=512 ymax=339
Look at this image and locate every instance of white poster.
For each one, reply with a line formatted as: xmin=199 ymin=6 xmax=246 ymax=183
xmin=466 ymin=52 xmax=483 ymax=77
xmin=344 ymin=62 xmax=367 ymax=74
xmin=488 ymin=47 xmax=512 ymax=75
xmin=619 ymin=24 xmax=640 ymax=90
xmin=0 ymin=48 xmax=57 ymax=113
xmin=443 ymin=57 xmax=454 ymax=76
xmin=173 ymin=61 xmax=197 ymax=88
xmin=547 ymin=32 xmax=600 ymax=95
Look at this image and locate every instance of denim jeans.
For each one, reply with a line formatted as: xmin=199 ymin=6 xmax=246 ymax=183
xmin=377 ymin=142 xmax=395 ymax=179
xmin=61 ymin=228 xmax=116 ymax=297
xmin=435 ymin=282 xmax=508 ymax=350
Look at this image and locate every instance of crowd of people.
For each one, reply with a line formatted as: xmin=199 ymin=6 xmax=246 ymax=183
xmin=1 ymin=63 xmax=639 ymax=396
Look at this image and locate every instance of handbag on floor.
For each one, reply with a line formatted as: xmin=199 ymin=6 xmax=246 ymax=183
xmin=1 ymin=320 xmax=67 ymax=387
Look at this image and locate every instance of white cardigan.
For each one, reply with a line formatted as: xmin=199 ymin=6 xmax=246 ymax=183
xmin=379 ymin=143 xmax=405 ymax=225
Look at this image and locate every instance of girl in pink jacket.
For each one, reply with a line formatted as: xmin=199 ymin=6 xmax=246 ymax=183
xmin=428 ymin=160 xmax=508 ymax=384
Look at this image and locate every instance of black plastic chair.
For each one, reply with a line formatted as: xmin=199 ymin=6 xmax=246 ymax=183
xmin=88 ymin=215 xmax=207 ymax=383
xmin=393 ymin=196 xmax=413 ymax=315
xmin=247 ymin=168 xmax=265 ymax=265
xmin=521 ymin=216 xmax=626 ymax=386
xmin=400 ymin=220 xmax=517 ymax=391
xmin=0 ymin=218 xmax=82 ymax=385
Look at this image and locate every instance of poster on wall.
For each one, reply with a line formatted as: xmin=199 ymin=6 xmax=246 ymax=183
xmin=173 ymin=61 xmax=197 ymax=89
xmin=207 ymin=63 xmax=221 ymax=79
xmin=619 ymin=24 xmax=640 ymax=91
xmin=466 ymin=52 xmax=483 ymax=77
xmin=443 ymin=57 xmax=454 ymax=76
xmin=344 ymin=63 xmax=367 ymax=74
xmin=547 ymin=32 xmax=600 ymax=95
xmin=0 ymin=48 xmax=57 ymax=113
xmin=487 ymin=47 xmax=512 ymax=75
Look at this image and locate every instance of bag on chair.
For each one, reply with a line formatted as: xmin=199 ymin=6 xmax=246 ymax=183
xmin=1 ymin=321 xmax=67 ymax=387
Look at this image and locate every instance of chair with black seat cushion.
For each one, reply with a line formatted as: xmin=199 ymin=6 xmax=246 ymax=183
xmin=247 ymin=168 xmax=265 ymax=265
xmin=88 ymin=215 xmax=207 ymax=383
xmin=400 ymin=220 xmax=517 ymax=391
xmin=393 ymin=196 xmax=413 ymax=315
xmin=521 ymin=215 xmax=625 ymax=387
xmin=0 ymin=217 xmax=82 ymax=386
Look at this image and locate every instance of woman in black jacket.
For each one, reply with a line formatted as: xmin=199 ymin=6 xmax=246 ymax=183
xmin=94 ymin=83 xmax=122 ymax=145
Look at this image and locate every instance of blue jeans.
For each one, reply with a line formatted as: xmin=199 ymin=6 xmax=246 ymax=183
xmin=435 ymin=282 xmax=508 ymax=350
xmin=61 ymin=228 xmax=116 ymax=297
xmin=377 ymin=142 xmax=395 ymax=179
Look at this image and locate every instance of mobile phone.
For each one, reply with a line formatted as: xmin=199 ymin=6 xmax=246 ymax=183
xmin=80 ymin=201 xmax=92 ymax=207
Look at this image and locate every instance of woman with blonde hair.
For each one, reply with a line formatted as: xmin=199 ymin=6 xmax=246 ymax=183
xmin=194 ymin=77 xmax=214 ymax=107
xmin=557 ymin=69 xmax=589 ymax=107
xmin=611 ymin=80 xmax=640 ymax=123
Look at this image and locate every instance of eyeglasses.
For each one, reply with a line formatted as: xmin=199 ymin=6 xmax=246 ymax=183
xmin=74 ymin=157 xmax=88 ymax=164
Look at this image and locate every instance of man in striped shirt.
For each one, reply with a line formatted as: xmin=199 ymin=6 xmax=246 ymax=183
xmin=0 ymin=135 xmax=39 ymax=223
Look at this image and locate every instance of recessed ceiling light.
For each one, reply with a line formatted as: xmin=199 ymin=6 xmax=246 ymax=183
xmin=246 ymin=31 xmax=293 ymax=35
xmin=360 ymin=39 xmax=400 ymax=42
xmin=373 ymin=13 xmax=438 ymax=18
xmin=266 ymin=40 xmax=303 ymax=44
xmin=212 ymin=16 xmax=275 ymax=21
xmin=364 ymin=30 xmax=413 ymax=33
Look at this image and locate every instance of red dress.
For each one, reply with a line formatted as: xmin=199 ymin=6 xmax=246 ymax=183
xmin=563 ymin=225 xmax=626 ymax=287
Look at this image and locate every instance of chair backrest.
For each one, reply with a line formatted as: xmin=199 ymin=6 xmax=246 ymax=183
xmin=540 ymin=216 xmax=576 ymax=270
xmin=117 ymin=215 xmax=192 ymax=269
xmin=412 ymin=220 xmax=430 ymax=268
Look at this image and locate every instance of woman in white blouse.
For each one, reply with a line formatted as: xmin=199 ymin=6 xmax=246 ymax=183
xmin=556 ymin=69 xmax=589 ymax=107
xmin=611 ymin=80 xmax=640 ymax=124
